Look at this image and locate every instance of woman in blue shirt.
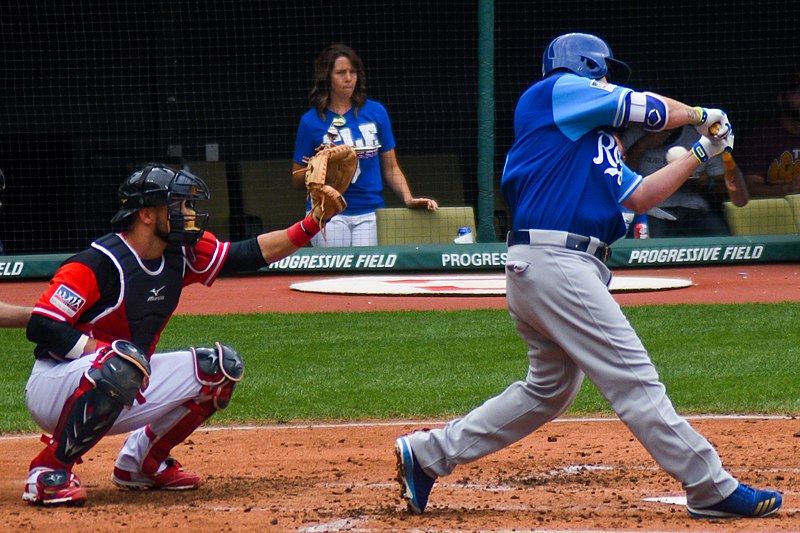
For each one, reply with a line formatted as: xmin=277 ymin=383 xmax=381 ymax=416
xmin=292 ymin=44 xmax=437 ymax=247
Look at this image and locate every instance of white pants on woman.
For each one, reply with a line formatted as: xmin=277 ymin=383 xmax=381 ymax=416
xmin=311 ymin=212 xmax=377 ymax=247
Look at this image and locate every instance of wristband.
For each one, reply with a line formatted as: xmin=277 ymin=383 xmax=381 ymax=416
xmin=286 ymin=216 xmax=321 ymax=247
xmin=65 ymin=334 xmax=90 ymax=360
xmin=693 ymin=106 xmax=707 ymax=125
xmin=691 ymin=140 xmax=709 ymax=163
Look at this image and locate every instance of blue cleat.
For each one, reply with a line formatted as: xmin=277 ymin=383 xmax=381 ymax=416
xmin=687 ymin=483 xmax=782 ymax=518
xmin=394 ymin=436 xmax=435 ymax=514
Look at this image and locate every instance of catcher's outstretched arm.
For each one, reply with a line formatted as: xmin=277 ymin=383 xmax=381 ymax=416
xmin=257 ymin=216 xmax=322 ymax=264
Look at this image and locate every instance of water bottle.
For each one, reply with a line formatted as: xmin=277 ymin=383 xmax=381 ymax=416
xmin=454 ymin=226 xmax=474 ymax=244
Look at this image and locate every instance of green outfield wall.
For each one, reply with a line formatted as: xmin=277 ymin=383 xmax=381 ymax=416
xmin=0 ymin=236 xmax=796 ymax=281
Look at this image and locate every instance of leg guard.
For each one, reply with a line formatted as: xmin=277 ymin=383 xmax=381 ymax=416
xmin=192 ymin=341 xmax=244 ymax=409
xmin=140 ymin=342 xmax=243 ymax=475
xmin=31 ymin=341 xmax=150 ymax=469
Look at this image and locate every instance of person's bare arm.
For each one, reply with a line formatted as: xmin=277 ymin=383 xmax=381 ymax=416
xmin=380 ymin=150 xmax=438 ymax=209
xmin=624 ymin=149 xmax=703 ymax=213
xmin=660 ymin=97 xmax=705 ymax=130
xmin=0 ymin=300 xmax=31 ymax=328
xmin=291 ymin=161 xmax=306 ymax=190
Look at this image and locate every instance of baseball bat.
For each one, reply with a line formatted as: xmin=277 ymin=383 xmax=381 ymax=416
xmin=708 ymin=122 xmax=750 ymax=207
xmin=720 ymin=152 xmax=750 ymax=207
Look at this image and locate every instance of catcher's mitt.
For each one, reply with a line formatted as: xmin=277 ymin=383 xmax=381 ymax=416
xmin=297 ymin=144 xmax=357 ymax=228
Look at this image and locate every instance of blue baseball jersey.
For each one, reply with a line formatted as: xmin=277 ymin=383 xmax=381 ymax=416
xmin=294 ymin=99 xmax=396 ymax=215
xmin=501 ymin=72 xmax=643 ymax=244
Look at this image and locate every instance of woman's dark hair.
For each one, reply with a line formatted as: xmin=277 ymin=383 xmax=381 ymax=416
xmin=309 ymin=43 xmax=367 ymax=119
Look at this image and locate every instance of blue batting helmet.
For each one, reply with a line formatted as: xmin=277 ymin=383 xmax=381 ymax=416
xmin=542 ymin=33 xmax=631 ymax=84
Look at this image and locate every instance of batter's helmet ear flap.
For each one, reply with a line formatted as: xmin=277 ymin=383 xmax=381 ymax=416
xmin=542 ymin=32 xmax=630 ymax=84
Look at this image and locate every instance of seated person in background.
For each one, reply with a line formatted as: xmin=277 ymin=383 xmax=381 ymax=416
xmin=621 ymin=125 xmax=730 ymax=237
xmin=292 ymin=43 xmax=438 ymax=248
xmin=737 ymin=70 xmax=800 ymax=197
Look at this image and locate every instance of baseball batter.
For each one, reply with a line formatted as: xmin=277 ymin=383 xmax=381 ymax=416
xmin=22 ymin=163 xmax=347 ymax=506
xmin=395 ymin=33 xmax=782 ymax=519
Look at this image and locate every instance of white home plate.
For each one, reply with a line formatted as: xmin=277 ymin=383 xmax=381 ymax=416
xmin=290 ymin=274 xmax=692 ymax=296
xmin=643 ymin=495 xmax=688 ymax=507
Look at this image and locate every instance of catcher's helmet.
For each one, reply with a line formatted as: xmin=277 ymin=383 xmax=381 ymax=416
xmin=111 ymin=164 xmax=210 ymax=245
xmin=542 ymin=33 xmax=630 ymax=84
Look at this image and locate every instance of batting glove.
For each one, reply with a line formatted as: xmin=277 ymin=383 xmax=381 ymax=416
xmin=693 ymin=107 xmax=732 ymax=139
xmin=692 ymin=130 xmax=734 ymax=162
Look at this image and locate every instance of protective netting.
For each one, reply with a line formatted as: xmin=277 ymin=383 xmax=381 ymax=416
xmin=0 ymin=1 xmax=796 ymax=252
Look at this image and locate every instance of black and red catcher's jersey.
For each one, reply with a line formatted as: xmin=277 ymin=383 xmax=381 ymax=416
xmin=31 ymin=231 xmax=230 ymax=359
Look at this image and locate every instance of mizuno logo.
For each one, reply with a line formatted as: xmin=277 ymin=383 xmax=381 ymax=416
xmin=147 ymin=285 xmax=167 ymax=302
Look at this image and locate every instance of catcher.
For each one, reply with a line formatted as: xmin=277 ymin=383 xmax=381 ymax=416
xmin=22 ymin=162 xmax=352 ymax=506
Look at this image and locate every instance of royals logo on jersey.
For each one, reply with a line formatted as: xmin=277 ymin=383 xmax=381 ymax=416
xmin=593 ymin=131 xmax=624 ymax=185
xmin=50 ymin=284 xmax=86 ymax=317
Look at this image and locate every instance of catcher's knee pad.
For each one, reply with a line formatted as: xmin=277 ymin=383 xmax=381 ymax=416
xmin=192 ymin=342 xmax=244 ymax=410
xmin=40 ymin=341 xmax=151 ymax=467
xmin=140 ymin=343 xmax=243 ymax=475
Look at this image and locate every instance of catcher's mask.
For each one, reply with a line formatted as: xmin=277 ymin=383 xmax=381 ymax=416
xmin=542 ymin=32 xmax=630 ymax=84
xmin=111 ymin=164 xmax=210 ymax=246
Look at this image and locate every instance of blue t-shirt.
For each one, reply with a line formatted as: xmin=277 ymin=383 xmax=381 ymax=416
xmin=293 ymin=99 xmax=396 ymax=215
xmin=500 ymin=73 xmax=643 ymax=244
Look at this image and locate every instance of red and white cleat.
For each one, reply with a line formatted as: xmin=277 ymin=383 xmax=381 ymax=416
xmin=22 ymin=467 xmax=88 ymax=506
xmin=112 ymin=457 xmax=203 ymax=490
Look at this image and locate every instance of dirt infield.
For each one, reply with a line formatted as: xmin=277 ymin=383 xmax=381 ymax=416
xmin=1 ymin=263 xmax=798 ymax=531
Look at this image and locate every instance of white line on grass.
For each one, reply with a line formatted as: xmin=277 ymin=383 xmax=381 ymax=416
xmin=0 ymin=414 xmax=794 ymax=441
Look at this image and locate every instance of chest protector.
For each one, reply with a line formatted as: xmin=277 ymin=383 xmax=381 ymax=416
xmin=90 ymin=234 xmax=184 ymax=355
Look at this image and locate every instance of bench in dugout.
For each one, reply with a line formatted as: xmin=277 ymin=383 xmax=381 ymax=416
xmin=723 ymin=197 xmax=799 ymax=235
xmin=375 ymin=206 xmax=476 ymax=245
xmin=786 ymin=194 xmax=800 ymax=230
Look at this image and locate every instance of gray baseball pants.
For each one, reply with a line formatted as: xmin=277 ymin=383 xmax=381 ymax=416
xmin=405 ymin=239 xmax=738 ymax=507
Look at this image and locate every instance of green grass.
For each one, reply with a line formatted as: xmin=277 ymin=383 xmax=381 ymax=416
xmin=2 ymin=303 xmax=798 ymax=433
